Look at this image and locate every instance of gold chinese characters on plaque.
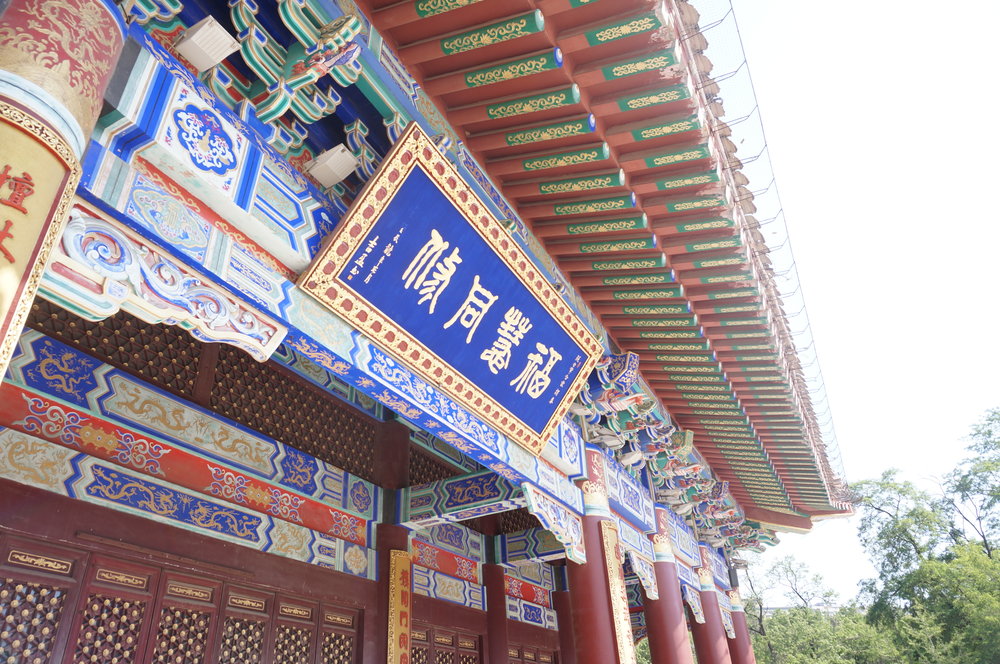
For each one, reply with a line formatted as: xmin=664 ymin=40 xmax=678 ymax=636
xmin=298 ymin=123 xmax=601 ymax=456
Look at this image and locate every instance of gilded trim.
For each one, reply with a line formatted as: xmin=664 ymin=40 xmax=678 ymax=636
xmin=95 ymin=569 xmax=147 ymax=589
xmin=601 ymin=521 xmax=638 ymax=664
xmin=0 ymin=100 xmax=80 ymax=378
xmin=7 ymin=549 xmax=72 ymax=574
xmin=387 ymin=550 xmax=412 ymax=664
xmin=166 ymin=583 xmax=213 ymax=602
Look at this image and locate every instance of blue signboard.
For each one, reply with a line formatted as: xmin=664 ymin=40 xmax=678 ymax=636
xmin=300 ymin=125 xmax=602 ymax=455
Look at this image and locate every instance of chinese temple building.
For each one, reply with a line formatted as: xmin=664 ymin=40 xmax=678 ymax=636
xmin=0 ymin=0 xmax=850 ymax=663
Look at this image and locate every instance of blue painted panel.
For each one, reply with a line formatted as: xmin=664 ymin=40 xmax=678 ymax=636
xmin=338 ymin=166 xmax=589 ymax=435
xmin=85 ymin=464 xmax=263 ymax=543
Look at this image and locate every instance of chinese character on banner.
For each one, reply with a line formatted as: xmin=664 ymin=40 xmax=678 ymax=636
xmin=402 ymin=229 xmax=462 ymax=313
xmin=0 ymin=164 xmax=35 ymax=265
xmin=0 ymin=219 xmax=14 ymax=264
xmin=444 ymin=275 xmax=497 ymax=343
xmin=0 ymin=165 xmax=34 ymax=214
xmin=480 ymin=307 xmax=533 ymax=374
xmin=510 ymin=343 xmax=563 ymax=398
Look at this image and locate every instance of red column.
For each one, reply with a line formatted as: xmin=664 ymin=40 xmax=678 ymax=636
xmin=0 ymin=0 xmax=126 ymax=378
xmin=726 ymin=590 xmax=756 ymax=664
xmin=644 ymin=506 xmax=695 ymax=664
xmin=485 ymin=563 xmax=511 ymax=664
xmin=689 ymin=547 xmax=733 ymax=664
xmin=644 ymin=560 xmax=695 ymax=664
xmin=553 ymin=589 xmax=578 ymax=664
xmin=566 ymin=513 xmax=619 ymax=664
xmin=371 ymin=421 xmax=412 ymax=662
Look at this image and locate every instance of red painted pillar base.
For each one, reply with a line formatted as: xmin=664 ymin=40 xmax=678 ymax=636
xmin=727 ymin=593 xmax=756 ymax=664
xmin=566 ymin=515 xmax=618 ymax=664
xmin=553 ymin=589 xmax=578 ymax=664
xmin=372 ymin=421 xmax=411 ymax=662
xmin=485 ymin=563 xmax=511 ymax=664
xmin=644 ymin=560 xmax=695 ymax=664
xmin=689 ymin=589 xmax=733 ymax=664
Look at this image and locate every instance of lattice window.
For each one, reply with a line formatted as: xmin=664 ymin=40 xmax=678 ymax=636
xmin=217 ymin=616 xmax=265 ymax=664
xmin=497 ymin=508 xmax=542 ymax=534
xmin=274 ymin=624 xmax=312 ymax=664
xmin=411 ymin=646 xmax=429 ymax=664
xmin=321 ymin=631 xmax=354 ymax=664
xmin=28 ymin=299 xmax=201 ymax=399
xmin=435 ymin=652 xmax=455 ymax=664
xmin=73 ymin=594 xmax=146 ymax=664
xmin=211 ymin=345 xmax=379 ymax=483
xmin=0 ymin=577 xmax=67 ymax=664
xmin=459 ymin=654 xmax=479 ymax=664
xmin=409 ymin=448 xmax=463 ymax=486
xmin=151 ymin=606 xmax=211 ymax=664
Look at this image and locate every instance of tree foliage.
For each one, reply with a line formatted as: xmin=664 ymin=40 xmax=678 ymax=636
xmin=752 ymin=408 xmax=1000 ymax=664
xmin=750 ymin=606 xmax=899 ymax=664
xmin=946 ymin=408 xmax=1000 ymax=558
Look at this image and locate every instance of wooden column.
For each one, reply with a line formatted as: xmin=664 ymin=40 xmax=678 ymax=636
xmin=552 ymin=589 xmax=578 ymax=664
xmin=565 ymin=447 xmax=632 ymax=664
xmin=485 ymin=563 xmax=511 ymax=664
xmin=372 ymin=419 xmax=412 ymax=662
xmin=566 ymin=513 xmax=619 ymax=664
xmin=644 ymin=563 xmax=695 ymax=663
xmin=0 ymin=0 xmax=126 ymax=378
xmin=689 ymin=546 xmax=733 ymax=664
xmin=643 ymin=506 xmax=695 ymax=664
xmin=726 ymin=590 xmax=756 ymax=664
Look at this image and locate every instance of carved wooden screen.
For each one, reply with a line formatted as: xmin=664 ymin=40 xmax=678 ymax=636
xmin=0 ymin=531 xmax=361 ymax=664
xmin=411 ymin=625 xmax=481 ymax=664
xmin=509 ymin=644 xmax=557 ymax=664
xmin=68 ymin=554 xmax=161 ymax=664
xmin=0 ymin=535 xmax=82 ymax=664
xmin=152 ymin=572 xmax=224 ymax=664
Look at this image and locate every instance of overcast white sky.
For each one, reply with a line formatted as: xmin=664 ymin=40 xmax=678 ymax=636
xmin=717 ymin=0 xmax=1000 ymax=602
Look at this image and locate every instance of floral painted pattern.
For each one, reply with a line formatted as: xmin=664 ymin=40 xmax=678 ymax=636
xmin=172 ymin=104 xmax=237 ymax=175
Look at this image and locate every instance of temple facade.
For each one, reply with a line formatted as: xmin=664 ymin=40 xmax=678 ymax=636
xmin=0 ymin=0 xmax=850 ymax=663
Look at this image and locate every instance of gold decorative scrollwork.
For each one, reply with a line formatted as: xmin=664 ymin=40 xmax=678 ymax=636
xmin=592 ymin=16 xmax=658 ymax=43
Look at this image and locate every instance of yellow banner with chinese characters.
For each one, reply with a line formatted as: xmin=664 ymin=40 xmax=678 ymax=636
xmin=0 ymin=99 xmax=80 ymax=378
xmin=602 ymin=520 xmax=638 ymax=664
xmin=387 ymin=549 xmax=412 ymax=664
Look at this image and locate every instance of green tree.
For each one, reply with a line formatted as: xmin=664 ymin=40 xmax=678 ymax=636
xmin=848 ymin=408 xmax=1000 ymax=661
xmin=738 ymin=553 xmax=777 ymax=660
xmin=750 ymin=606 xmax=898 ymax=664
xmin=769 ymin=555 xmax=838 ymax=608
xmin=903 ymin=544 xmax=1000 ymax=663
xmin=850 ymin=470 xmax=953 ymax=622
xmin=831 ymin=607 xmax=900 ymax=664
xmin=946 ymin=407 xmax=1000 ymax=558
xmin=741 ymin=556 xmax=900 ymax=664
xmin=893 ymin=603 xmax=958 ymax=664
xmin=757 ymin=607 xmax=846 ymax=664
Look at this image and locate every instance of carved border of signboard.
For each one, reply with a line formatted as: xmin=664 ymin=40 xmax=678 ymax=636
xmin=299 ymin=123 xmax=602 ymax=455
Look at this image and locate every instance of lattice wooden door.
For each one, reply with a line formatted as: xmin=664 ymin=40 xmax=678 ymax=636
xmin=411 ymin=625 xmax=482 ymax=664
xmin=0 ymin=531 xmax=361 ymax=664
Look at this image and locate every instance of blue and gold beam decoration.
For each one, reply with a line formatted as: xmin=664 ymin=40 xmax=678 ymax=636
xmin=496 ymin=527 xmax=571 ymax=565
xmin=399 ymin=470 xmax=527 ymax=528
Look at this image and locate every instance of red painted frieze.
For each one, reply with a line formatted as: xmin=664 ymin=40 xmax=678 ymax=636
xmin=0 ymin=383 xmax=370 ymax=546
